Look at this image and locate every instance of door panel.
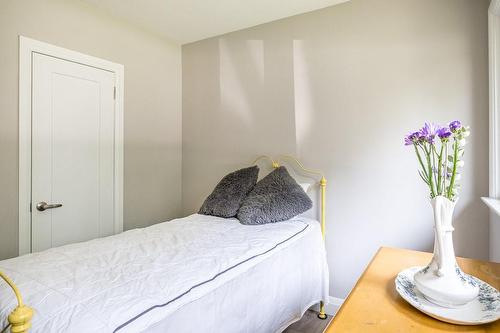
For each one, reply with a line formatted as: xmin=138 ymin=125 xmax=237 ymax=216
xmin=31 ymin=53 xmax=116 ymax=252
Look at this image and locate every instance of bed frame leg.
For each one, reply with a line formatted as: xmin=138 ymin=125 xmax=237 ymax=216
xmin=317 ymin=301 xmax=327 ymax=320
xmin=1 ymin=271 xmax=33 ymax=333
xmin=8 ymin=305 xmax=33 ymax=333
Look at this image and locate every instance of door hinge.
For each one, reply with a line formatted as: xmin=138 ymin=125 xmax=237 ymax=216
xmin=113 ymin=86 xmax=116 ymax=100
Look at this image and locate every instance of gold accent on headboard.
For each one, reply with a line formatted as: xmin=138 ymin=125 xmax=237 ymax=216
xmin=278 ymin=155 xmax=324 ymax=178
xmin=0 ymin=271 xmax=33 ymax=333
xmin=277 ymin=155 xmax=327 ymax=239
xmin=252 ymin=155 xmax=279 ymax=168
xmin=252 ymin=155 xmax=329 ymax=320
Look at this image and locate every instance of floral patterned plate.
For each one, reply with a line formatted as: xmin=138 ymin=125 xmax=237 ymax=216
xmin=395 ymin=266 xmax=500 ymax=325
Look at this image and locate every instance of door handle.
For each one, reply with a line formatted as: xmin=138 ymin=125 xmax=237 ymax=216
xmin=36 ymin=201 xmax=63 ymax=211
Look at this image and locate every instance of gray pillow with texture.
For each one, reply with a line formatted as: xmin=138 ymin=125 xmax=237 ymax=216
xmin=237 ymin=166 xmax=312 ymax=225
xmin=199 ymin=166 xmax=259 ymax=218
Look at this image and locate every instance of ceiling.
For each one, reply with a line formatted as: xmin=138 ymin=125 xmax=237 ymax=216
xmin=82 ymin=0 xmax=350 ymax=44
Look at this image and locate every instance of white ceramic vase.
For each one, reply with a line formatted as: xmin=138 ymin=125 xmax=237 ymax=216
xmin=413 ymin=196 xmax=479 ymax=308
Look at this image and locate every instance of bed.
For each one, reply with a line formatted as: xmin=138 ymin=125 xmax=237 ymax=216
xmin=0 ymin=156 xmax=329 ymax=333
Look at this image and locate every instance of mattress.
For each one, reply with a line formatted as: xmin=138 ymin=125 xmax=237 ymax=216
xmin=0 ymin=214 xmax=328 ymax=333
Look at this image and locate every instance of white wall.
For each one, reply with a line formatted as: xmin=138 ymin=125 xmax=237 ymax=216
xmin=0 ymin=0 xmax=182 ymax=259
xmin=182 ymin=0 xmax=490 ymax=298
xmin=490 ymin=214 xmax=500 ymax=262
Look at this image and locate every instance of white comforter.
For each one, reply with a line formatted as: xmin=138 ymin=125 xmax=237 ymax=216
xmin=0 ymin=214 xmax=328 ymax=333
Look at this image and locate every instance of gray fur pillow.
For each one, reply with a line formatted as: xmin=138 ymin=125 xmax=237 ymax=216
xmin=237 ymin=166 xmax=312 ymax=225
xmin=199 ymin=166 xmax=259 ymax=218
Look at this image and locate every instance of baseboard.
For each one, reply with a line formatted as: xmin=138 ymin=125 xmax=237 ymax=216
xmin=311 ymin=296 xmax=345 ymax=316
xmin=326 ymin=296 xmax=344 ymax=316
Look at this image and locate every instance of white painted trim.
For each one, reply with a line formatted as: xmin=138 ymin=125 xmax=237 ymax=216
xmin=481 ymin=197 xmax=500 ymax=217
xmin=491 ymin=0 xmax=500 ymax=16
xmin=18 ymin=36 xmax=124 ymax=255
xmin=311 ymin=296 xmax=345 ymax=316
xmin=486 ymin=0 xmax=500 ymax=262
xmin=489 ymin=1 xmax=500 ymax=199
xmin=325 ymin=296 xmax=344 ymax=316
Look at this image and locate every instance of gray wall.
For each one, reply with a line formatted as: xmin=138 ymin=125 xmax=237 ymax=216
xmin=182 ymin=0 xmax=490 ymax=298
xmin=0 ymin=0 xmax=182 ymax=259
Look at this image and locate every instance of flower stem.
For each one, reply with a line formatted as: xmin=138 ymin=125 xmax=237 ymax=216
xmin=437 ymin=144 xmax=444 ymax=195
xmin=447 ymin=140 xmax=459 ymax=199
xmin=424 ymin=145 xmax=436 ymax=198
xmin=431 ymin=145 xmax=438 ymax=194
xmin=414 ymin=144 xmax=428 ymax=179
xmin=443 ymin=142 xmax=448 ymax=194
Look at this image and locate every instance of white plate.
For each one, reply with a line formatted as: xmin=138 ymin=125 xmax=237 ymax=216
xmin=395 ymin=266 xmax=500 ymax=325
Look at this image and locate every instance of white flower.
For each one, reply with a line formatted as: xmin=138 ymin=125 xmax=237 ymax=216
xmin=456 ymin=160 xmax=464 ymax=167
xmin=455 ymin=173 xmax=461 ymax=181
xmin=463 ymin=130 xmax=470 ymax=137
xmin=458 ymin=138 xmax=466 ymax=147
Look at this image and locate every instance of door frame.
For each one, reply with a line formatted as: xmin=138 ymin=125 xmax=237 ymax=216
xmin=489 ymin=0 xmax=500 ymax=199
xmin=484 ymin=0 xmax=500 ymax=261
xmin=18 ymin=36 xmax=124 ymax=255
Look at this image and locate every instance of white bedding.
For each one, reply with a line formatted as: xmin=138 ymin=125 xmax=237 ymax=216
xmin=0 ymin=214 xmax=328 ymax=333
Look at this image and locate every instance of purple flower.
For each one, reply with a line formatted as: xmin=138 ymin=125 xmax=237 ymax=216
xmin=419 ymin=122 xmax=439 ymax=144
xmin=449 ymin=120 xmax=462 ymax=132
xmin=404 ymin=131 xmax=420 ymax=145
xmin=437 ymin=127 xmax=452 ymax=139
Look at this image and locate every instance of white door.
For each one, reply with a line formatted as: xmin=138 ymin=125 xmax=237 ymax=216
xmin=31 ymin=53 xmax=116 ymax=252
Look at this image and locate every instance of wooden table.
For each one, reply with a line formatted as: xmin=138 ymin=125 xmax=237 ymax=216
xmin=326 ymin=247 xmax=500 ymax=332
